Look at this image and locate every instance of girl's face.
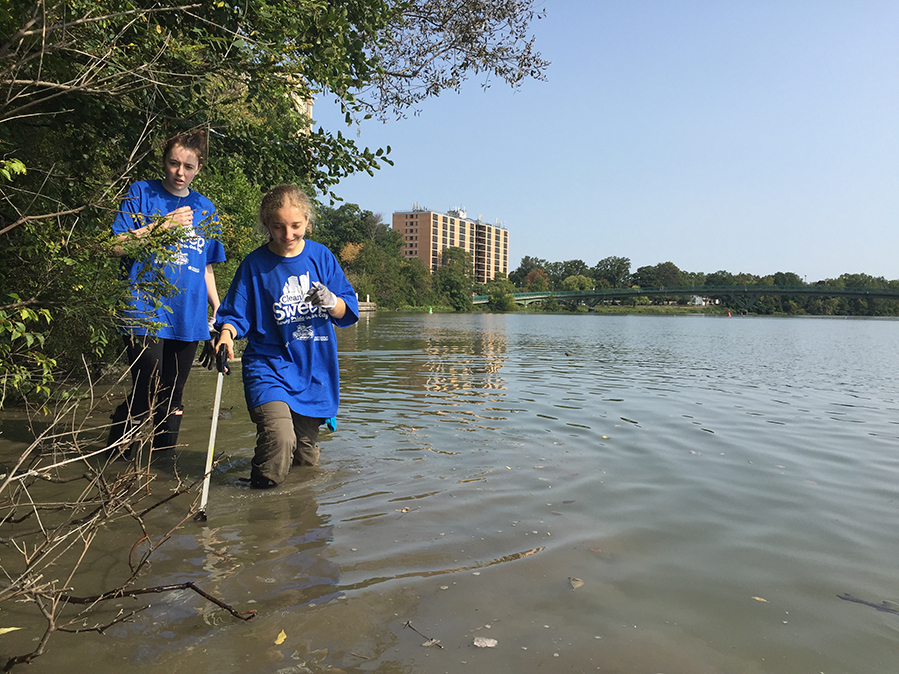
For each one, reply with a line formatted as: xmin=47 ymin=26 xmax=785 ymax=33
xmin=162 ymin=145 xmax=202 ymax=196
xmin=265 ymin=204 xmax=309 ymax=257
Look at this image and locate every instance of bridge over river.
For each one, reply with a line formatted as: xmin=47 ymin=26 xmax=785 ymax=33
xmin=472 ymin=285 xmax=899 ymax=310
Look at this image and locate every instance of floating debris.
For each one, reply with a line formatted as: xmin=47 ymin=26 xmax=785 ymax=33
xmin=337 ymin=547 xmax=545 ymax=593
xmin=473 ymin=636 xmax=498 ymax=648
xmin=569 ymin=577 xmax=584 ymax=590
xmin=404 ymin=620 xmax=444 ymax=649
xmin=838 ymin=593 xmax=899 ymax=616
xmin=458 ymin=469 xmax=491 ymax=484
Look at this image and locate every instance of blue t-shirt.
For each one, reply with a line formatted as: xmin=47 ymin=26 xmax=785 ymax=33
xmin=216 ymin=241 xmax=359 ymax=418
xmin=112 ymin=179 xmax=226 ymax=341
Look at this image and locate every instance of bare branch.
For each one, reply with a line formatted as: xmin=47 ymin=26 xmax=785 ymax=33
xmin=12 ymin=4 xmax=203 ymax=41
xmin=59 ymin=580 xmax=257 ymax=621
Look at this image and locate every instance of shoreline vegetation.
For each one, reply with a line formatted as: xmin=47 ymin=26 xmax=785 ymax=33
xmin=392 ymin=304 xmax=728 ymax=315
xmin=389 ymin=304 xmax=889 ymax=317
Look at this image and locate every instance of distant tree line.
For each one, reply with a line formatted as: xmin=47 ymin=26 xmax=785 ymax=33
xmin=504 ymin=256 xmax=899 ymax=316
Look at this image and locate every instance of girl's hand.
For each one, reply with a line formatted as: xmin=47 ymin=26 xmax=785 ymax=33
xmin=215 ymin=324 xmax=237 ymax=362
xmin=162 ymin=205 xmax=193 ymax=229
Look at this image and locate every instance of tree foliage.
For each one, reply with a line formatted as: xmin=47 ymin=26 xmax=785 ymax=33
xmin=524 ymin=268 xmax=549 ymax=291
xmin=556 ymin=259 xmax=589 ymax=282
xmin=509 ymin=255 xmax=548 ymax=287
xmin=592 ymin=256 xmax=631 ymax=288
xmin=362 ymin=0 xmax=549 ymax=119
xmin=511 ymin=255 xmax=633 ymax=292
xmin=433 ymin=247 xmax=473 ymax=311
xmin=632 ymin=261 xmax=684 ymax=288
xmin=485 ymin=272 xmax=516 ymax=311
xmin=561 ymin=274 xmax=594 ymax=291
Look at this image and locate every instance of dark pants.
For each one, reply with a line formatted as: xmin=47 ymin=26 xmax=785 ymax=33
xmin=108 ymin=335 xmax=198 ymax=453
xmin=249 ymin=401 xmax=321 ymax=485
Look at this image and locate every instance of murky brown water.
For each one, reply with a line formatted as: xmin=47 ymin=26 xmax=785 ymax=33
xmin=2 ymin=313 xmax=899 ymax=673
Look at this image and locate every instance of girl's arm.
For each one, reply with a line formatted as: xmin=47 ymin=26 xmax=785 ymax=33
xmin=327 ymin=298 xmax=347 ymax=320
xmin=205 ymin=264 xmax=221 ymax=318
xmin=111 ymin=206 xmax=194 ymax=257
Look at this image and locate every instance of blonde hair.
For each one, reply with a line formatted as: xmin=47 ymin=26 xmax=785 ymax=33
xmin=259 ymin=184 xmax=316 ymax=233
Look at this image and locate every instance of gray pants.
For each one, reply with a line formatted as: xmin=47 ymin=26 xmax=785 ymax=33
xmin=249 ymin=400 xmax=321 ymax=485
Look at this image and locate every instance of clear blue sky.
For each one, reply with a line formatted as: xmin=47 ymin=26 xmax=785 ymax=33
xmin=313 ymin=1 xmax=899 ymax=282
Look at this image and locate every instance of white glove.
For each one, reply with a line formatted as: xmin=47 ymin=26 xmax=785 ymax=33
xmin=305 ymin=281 xmax=338 ymax=310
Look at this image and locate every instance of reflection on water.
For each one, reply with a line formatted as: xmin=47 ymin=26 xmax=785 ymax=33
xmin=1 ymin=313 xmax=899 ymax=674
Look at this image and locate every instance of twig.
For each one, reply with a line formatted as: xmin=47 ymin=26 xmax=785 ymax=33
xmin=403 ymin=620 xmax=443 ymax=649
xmin=57 ymin=607 xmax=145 ymax=634
xmin=59 ymin=581 xmax=257 ymax=621
xmin=838 ymin=593 xmax=899 ymax=616
xmin=0 ymin=361 xmax=252 ymax=670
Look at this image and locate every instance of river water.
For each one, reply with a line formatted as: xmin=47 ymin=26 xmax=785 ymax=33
xmin=2 ymin=313 xmax=899 ymax=673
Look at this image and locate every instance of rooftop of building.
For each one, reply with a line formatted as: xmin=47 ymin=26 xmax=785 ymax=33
xmin=393 ymin=204 xmax=507 ymax=229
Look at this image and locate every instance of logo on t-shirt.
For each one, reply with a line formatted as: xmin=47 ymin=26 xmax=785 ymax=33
xmin=292 ymin=325 xmax=314 ymax=341
xmin=280 ymin=274 xmax=310 ymax=305
xmin=170 ymin=222 xmax=206 ymax=269
xmin=273 ymin=273 xmax=324 ymax=325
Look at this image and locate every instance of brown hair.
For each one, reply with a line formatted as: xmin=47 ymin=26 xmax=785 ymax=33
xmin=163 ymin=129 xmax=207 ymax=165
xmin=259 ymin=184 xmax=316 ymax=232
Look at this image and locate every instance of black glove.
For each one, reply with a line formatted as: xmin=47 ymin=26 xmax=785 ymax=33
xmin=215 ymin=343 xmax=230 ymax=375
xmin=198 ymin=325 xmax=219 ymax=370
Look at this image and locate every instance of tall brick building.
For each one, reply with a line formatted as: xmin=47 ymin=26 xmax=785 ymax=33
xmin=392 ymin=205 xmax=509 ymax=284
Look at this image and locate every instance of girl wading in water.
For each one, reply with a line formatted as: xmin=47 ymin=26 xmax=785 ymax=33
xmin=108 ymin=130 xmax=226 ymax=457
xmin=215 ymin=184 xmax=358 ymax=488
